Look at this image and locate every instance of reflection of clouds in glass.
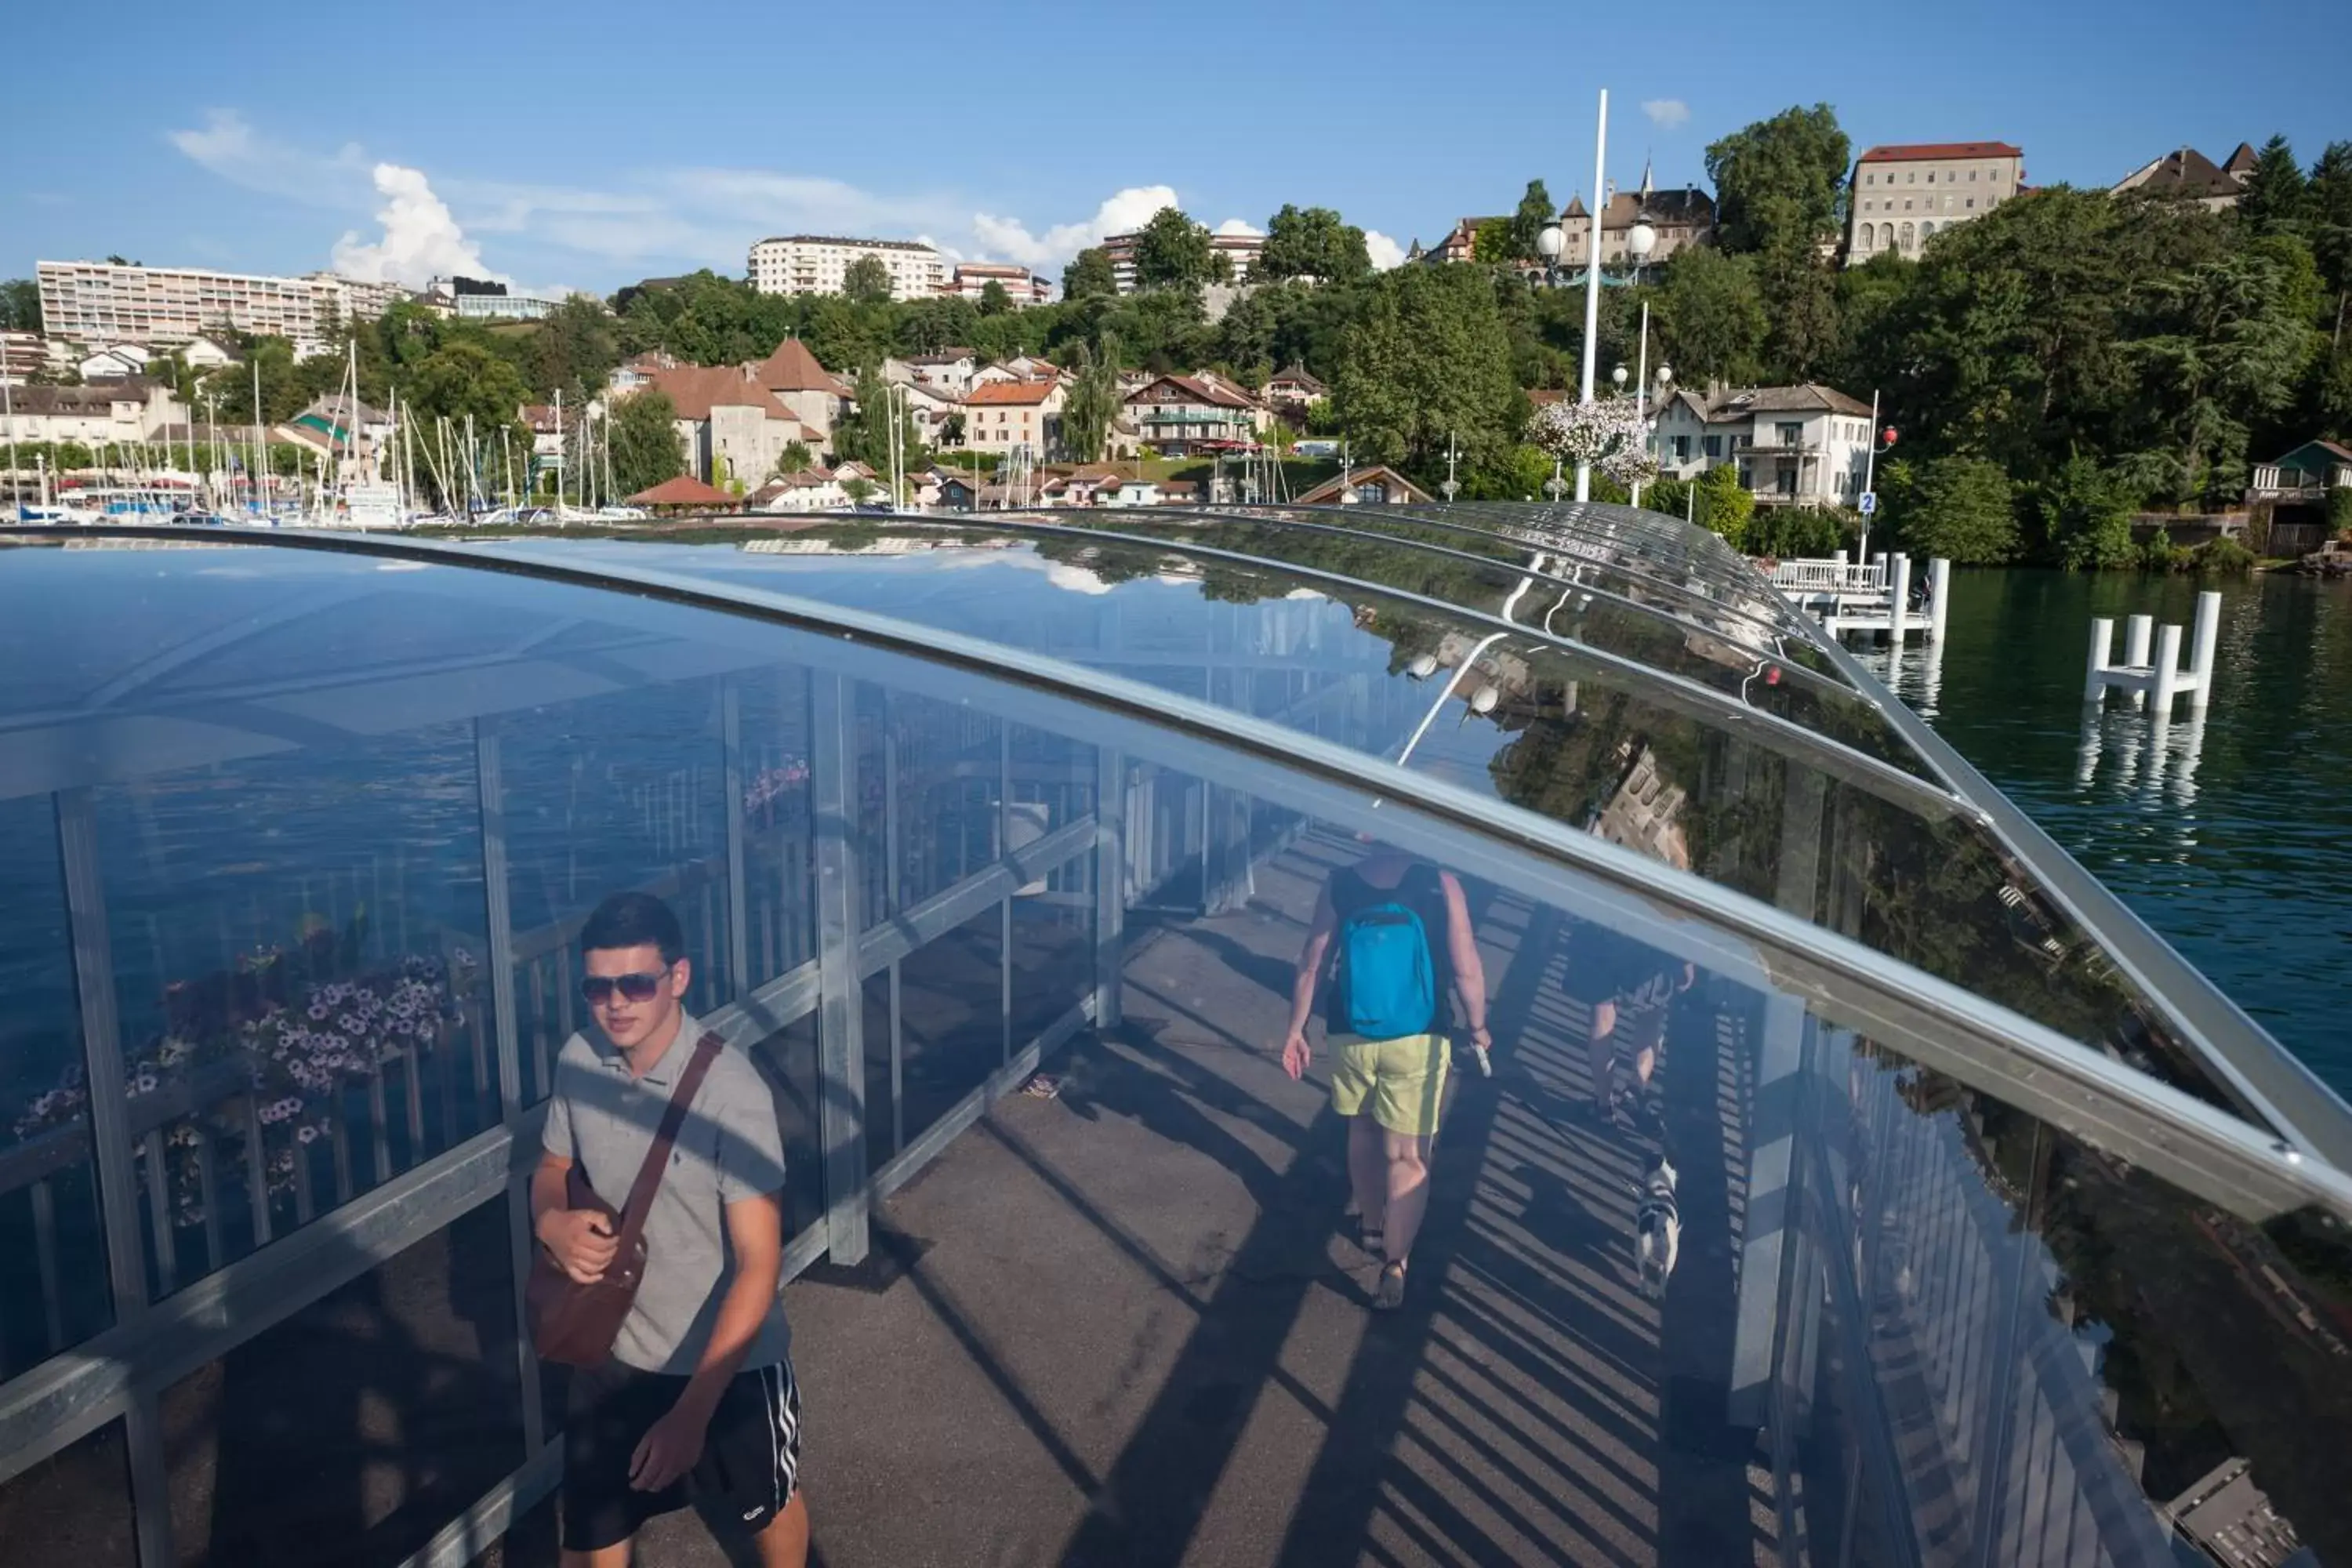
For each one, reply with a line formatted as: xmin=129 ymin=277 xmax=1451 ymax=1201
xmin=1045 ymin=561 xmax=1113 ymax=596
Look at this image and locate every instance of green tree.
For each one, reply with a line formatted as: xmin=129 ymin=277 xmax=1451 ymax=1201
xmin=1657 ymin=247 xmax=1766 ymax=383
xmin=842 ymin=255 xmax=895 ymax=305
xmin=2129 ymin=242 xmax=2325 ymax=502
xmin=608 ymin=390 xmax=685 ymax=498
xmin=528 ymin=296 xmax=622 ymax=403
xmin=1508 ymin=180 xmax=1556 ymax=263
xmin=1895 ymin=455 xmax=2016 ymax=563
xmin=2307 ymin=140 xmax=2352 ymax=352
xmin=841 ymin=475 xmax=877 ymax=505
xmin=0 ymin=278 xmax=41 ymax=333
xmin=1757 ymin=236 xmax=1840 ymax=381
xmin=772 ymin=438 xmax=814 ymax=478
xmin=1062 ymin=247 xmax=1119 ymax=301
xmin=978 ymin=278 xmax=1013 ymax=316
xmin=2038 ymin=454 xmax=2142 ymax=569
xmin=1705 ymin=104 xmax=1852 ymax=255
xmin=2238 ymin=135 xmax=2308 ymax=236
xmin=1134 ymin=207 xmax=1217 ymax=290
xmin=1693 ymin=463 xmax=1755 ymax=550
xmin=938 ymin=411 xmax=967 ymax=446
xmin=1330 ymin=264 xmax=1520 ymax=473
xmin=1257 ymin=205 xmax=1373 ymax=283
xmin=1472 ymin=220 xmax=1515 ymax=264
xmin=406 ymin=342 xmax=532 ymax=439
xmin=831 ymin=365 xmax=927 ymax=468
xmin=1061 ymin=337 xmax=1123 ymax=463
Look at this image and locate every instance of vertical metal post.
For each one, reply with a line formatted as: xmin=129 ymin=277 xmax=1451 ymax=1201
xmin=2084 ymin=619 xmax=2114 ymax=704
xmin=1888 ymin=552 xmax=1911 ymax=643
xmin=720 ymin=677 xmax=750 ymax=1000
xmin=999 ymin=725 xmax=1013 ymax=1063
xmin=811 ymin=674 xmax=869 ymax=1265
xmin=56 ymin=788 xmax=173 ymax=1568
xmin=1928 ymin=558 xmax=1951 ymax=642
xmin=884 ymin=699 xmax=903 ymax=1160
xmin=1573 ymin=88 xmax=1609 ymax=504
xmin=1094 ymin=749 xmax=1127 ymax=1030
xmin=1728 ymin=995 xmax=1809 ymax=1430
xmin=474 ymin=720 xmax=545 ymax=1454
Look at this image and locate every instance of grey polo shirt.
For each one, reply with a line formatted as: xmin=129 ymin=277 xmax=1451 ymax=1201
xmin=540 ymin=1011 xmax=793 ymax=1376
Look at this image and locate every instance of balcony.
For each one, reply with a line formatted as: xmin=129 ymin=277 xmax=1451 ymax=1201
xmin=0 ymin=511 xmax=2346 ymax=1567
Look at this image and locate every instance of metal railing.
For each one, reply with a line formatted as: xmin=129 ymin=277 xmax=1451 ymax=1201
xmin=1767 ymin=556 xmax=1887 ymax=592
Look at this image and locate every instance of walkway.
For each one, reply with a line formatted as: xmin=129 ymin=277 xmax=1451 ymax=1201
xmin=498 ymin=834 xmax=1773 ymax=1566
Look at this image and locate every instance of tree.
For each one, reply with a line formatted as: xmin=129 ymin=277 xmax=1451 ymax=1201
xmin=831 ymin=365 xmax=927 ymax=468
xmin=1472 ymin=220 xmax=1515 ymax=265
xmin=1657 ymin=248 xmax=1766 ymax=383
xmin=405 ymin=342 xmax=532 ymax=440
xmin=2129 ymin=241 xmax=2325 ymax=502
xmin=1706 ymin=104 xmax=1851 ymax=255
xmin=1757 ymin=236 xmax=1841 ymax=381
xmin=938 ymin=412 xmax=966 ymax=446
xmin=2307 ymin=140 xmax=2352 ymax=352
xmin=1693 ymin=463 xmax=1755 ymax=550
xmin=1508 ymin=180 xmax=1555 ymax=263
xmin=2038 ymin=455 xmax=2141 ymax=569
xmin=842 ymin=255 xmax=895 ymax=305
xmin=1061 ymin=337 xmax=1123 ymax=463
xmin=2238 ymin=135 xmax=2309 ymax=236
xmin=977 ymin=279 xmax=1013 ymax=317
xmin=0 ymin=279 xmax=40 ymax=333
xmin=1894 ymin=456 xmax=2016 ymax=563
xmin=608 ymin=391 xmax=685 ymax=498
xmin=1257 ymin=205 xmax=1372 ymax=283
xmin=772 ymin=439 xmax=814 ymax=478
xmin=1330 ymin=264 xmax=1520 ymax=472
xmin=841 ymin=475 xmax=877 ymax=505
xmin=1063 ymin=247 xmax=1119 ymax=302
xmin=1133 ymin=207 xmax=1216 ymax=290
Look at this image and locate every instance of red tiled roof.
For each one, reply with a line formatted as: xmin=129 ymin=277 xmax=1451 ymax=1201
xmin=643 ymin=365 xmax=772 ymax=421
xmin=1129 ymin=372 xmax=1254 ymax=410
xmin=967 ymin=380 xmax=1057 ymax=406
xmin=751 ymin=337 xmax=849 ymax=395
xmin=627 ymin=474 xmax=737 ymax=507
xmin=1858 ymin=141 xmax=2023 ymax=163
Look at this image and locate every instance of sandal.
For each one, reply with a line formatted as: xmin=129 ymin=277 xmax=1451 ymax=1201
xmin=1357 ymin=1222 xmax=1385 ymax=1257
xmin=1374 ymin=1258 xmax=1407 ymax=1311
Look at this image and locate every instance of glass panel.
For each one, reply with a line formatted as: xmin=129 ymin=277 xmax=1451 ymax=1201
xmin=0 ymin=796 xmax=110 ymax=1381
xmin=735 ymin=666 xmax=816 ymax=990
xmin=91 ymin=726 xmax=492 ymax=1297
xmin=742 ymin=1007 xmax=824 ymax=1244
xmin=884 ymin=691 xmax=1000 ymax=920
xmin=502 ymin=677 xmax=731 ymax=1105
xmin=160 ymin=1200 xmax=521 ymax=1568
xmin=895 ymin=906 xmax=1004 ymax=1149
xmin=0 ymin=1418 xmax=135 ymax=1568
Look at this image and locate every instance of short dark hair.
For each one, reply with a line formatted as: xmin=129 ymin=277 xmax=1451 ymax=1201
xmin=580 ymin=892 xmax=685 ymax=966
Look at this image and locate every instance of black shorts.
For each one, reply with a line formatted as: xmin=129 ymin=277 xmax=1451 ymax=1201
xmin=561 ymin=1356 xmax=802 ymax=1552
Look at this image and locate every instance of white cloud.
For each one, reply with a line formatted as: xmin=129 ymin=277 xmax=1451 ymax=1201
xmin=1364 ymin=230 xmax=1407 ymax=270
xmin=167 ymin=109 xmax=369 ymax=205
xmin=971 ymin=184 xmax=1179 ymax=270
xmin=331 ymin=164 xmax=505 ymax=287
xmin=1214 ymin=217 xmax=1264 ymax=237
xmin=1642 ymin=98 xmax=1691 ymax=129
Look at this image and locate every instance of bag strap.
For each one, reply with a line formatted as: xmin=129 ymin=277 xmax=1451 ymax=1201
xmin=613 ymin=1031 xmax=725 ymax=1253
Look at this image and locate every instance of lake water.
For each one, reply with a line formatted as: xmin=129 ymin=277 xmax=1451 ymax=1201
xmin=1853 ymin=568 xmax=2352 ymax=1098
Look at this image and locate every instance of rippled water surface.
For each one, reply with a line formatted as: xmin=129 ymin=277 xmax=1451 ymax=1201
xmin=1856 ymin=568 xmax=2352 ymax=1096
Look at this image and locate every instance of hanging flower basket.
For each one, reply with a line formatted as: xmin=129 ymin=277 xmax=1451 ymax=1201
xmin=1526 ymin=398 xmax=1656 ymax=485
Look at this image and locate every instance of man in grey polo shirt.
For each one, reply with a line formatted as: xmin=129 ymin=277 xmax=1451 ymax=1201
xmin=533 ymin=891 xmax=808 ymax=1567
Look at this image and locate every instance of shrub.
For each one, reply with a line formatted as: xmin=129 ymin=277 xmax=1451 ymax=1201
xmin=2038 ymin=455 xmax=2141 ymax=570
xmin=2141 ymin=528 xmax=2182 ymax=572
xmin=1693 ymin=464 xmax=1754 ymax=552
xmin=2330 ymin=485 xmax=2352 ymax=540
xmin=1896 ymin=456 xmax=2017 ymax=564
xmin=2187 ymin=535 xmax=2257 ymax=576
xmin=1749 ymin=506 xmax=1846 ymax=559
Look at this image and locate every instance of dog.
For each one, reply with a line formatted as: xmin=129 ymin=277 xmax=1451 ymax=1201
xmin=1635 ymin=1157 xmax=1680 ymax=1300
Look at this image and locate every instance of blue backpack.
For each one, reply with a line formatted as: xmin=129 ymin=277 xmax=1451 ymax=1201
xmin=1336 ymin=890 xmax=1438 ymax=1040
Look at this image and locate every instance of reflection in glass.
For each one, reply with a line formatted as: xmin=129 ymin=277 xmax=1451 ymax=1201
xmin=0 ymin=796 xmax=108 ymax=1379
xmin=895 ymin=906 xmax=1005 ymax=1150
xmin=0 ymin=1417 xmax=136 ymax=1568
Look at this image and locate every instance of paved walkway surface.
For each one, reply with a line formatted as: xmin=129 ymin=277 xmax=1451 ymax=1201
xmin=498 ymin=835 xmax=1776 ymax=1566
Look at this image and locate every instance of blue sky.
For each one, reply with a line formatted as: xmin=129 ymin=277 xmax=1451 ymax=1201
xmin=4 ymin=0 xmax=2343 ymax=296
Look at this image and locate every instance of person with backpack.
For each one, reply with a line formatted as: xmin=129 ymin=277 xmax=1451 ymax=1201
xmin=1280 ymin=845 xmax=1489 ymax=1310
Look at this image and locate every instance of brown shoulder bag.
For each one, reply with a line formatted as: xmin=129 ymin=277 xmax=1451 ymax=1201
xmin=527 ymin=1030 xmax=724 ymax=1368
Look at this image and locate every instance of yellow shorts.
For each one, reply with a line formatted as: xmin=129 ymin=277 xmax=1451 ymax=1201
xmin=1328 ymin=1032 xmax=1450 ymax=1138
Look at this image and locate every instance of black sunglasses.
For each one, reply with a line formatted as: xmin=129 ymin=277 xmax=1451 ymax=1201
xmin=580 ymin=968 xmax=670 ymax=1005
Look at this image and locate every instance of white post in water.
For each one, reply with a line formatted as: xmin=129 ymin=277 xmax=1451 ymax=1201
xmin=1928 ymin=557 xmax=1951 ymax=641
xmin=1889 ymin=552 xmax=1911 ymax=642
xmin=2187 ymin=590 xmax=2221 ymax=712
xmin=2124 ymin=614 xmax=2154 ymax=708
xmin=2085 ymin=619 xmax=2116 ymax=702
xmin=2151 ymin=622 xmax=2184 ymax=711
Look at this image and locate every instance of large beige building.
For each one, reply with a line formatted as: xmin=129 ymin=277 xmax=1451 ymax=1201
xmin=747 ymin=235 xmax=946 ymax=300
xmin=1097 ymin=227 xmax=1263 ymax=293
xmin=1556 ymin=165 xmax=1716 ymax=270
xmin=35 ymin=260 xmax=408 ymax=347
xmin=1846 ymin=141 xmax=2025 ymax=265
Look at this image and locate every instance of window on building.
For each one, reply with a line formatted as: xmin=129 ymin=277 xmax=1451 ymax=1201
xmin=1776 ymin=421 xmax=1802 ymax=447
xmin=1969 ymin=170 xmax=1979 ymax=181
xmin=1703 ymin=434 xmax=1722 ymax=458
xmin=1900 ymin=222 xmax=1915 ymax=249
xmin=1926 ymin=172 xmax=1936 ymax=183
xmin=1738 ymin=463 xmax=1754 ymax=488
xmin=1904 ymin=199 xmax=1914 ymax=210
xmin=1865 ymin=172 xmax=1875 ymax=185
xmin=1672 ymin=435 xmax=1690 ymax=460
xmin=1967 ymin=198 xmax=1976 ymax=209
xmin=1907 ymin=171 xmax=1917 ymax=183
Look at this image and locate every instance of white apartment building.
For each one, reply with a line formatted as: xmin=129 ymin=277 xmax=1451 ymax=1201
xmin=941 ymin=263 xmax=1051 ymax=307
xmin=1846 ymin=141 xmax=2025 ymax=265
xmin=1653 ymin=384 xmax=1876 ymax=504
xmin=35 ymin=260 xmax=408 ymax=347
xmin=747 ymin=235 xmax=947 ymax=301
xmin=1097 ymin=227 xmax=1264 ymax=294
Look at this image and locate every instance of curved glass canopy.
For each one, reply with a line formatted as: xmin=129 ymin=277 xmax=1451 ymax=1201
xmin=1 ymin=509 xmax=2347 ymax=1568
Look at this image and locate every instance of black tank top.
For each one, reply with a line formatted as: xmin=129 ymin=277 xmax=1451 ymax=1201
xmin=1325 ymin=862 xmax=1454 ymax=1032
